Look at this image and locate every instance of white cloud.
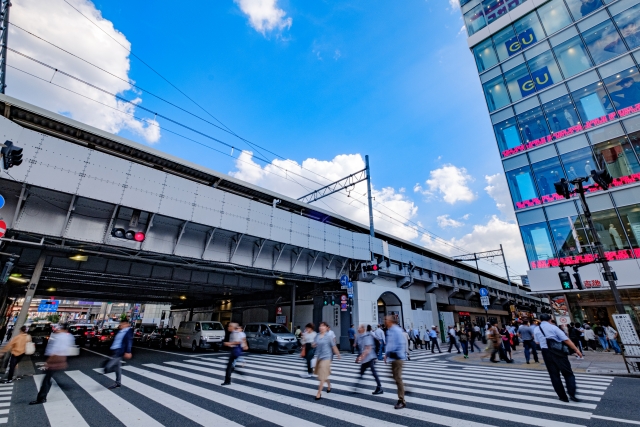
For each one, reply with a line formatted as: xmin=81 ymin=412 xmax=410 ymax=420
xmin=484 ymin=173 xmax=516 ymax=221
xmin=448 ymin=0 xmax=461 ymax=10
xmin=8 ymin=0 xmax=160 ymax=144
xmin=418 ymin=164 xmax=477 ymax=204
xmin=334 ymin=49 xmax=342 ymax=60
xmin=234 ymin=0 xmax=292 ymax=36
xmin=437 ymin=214 xmax=464 ymax=228
xmin=230 ymin=151 xmax=419 ymax=241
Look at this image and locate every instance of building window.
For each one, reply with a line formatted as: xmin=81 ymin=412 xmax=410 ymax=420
xmin=483 ymin=75 xmax=511 ymax=111
xmin=527 ymin=51 xmax=563 ymax=91
xmin=564 ymin=0 xmax=603 ymax=20
xmin=516 ymin=107 xmax=551 ymax=143
xmin=521 ymin=222 xmax=556 ymax=268
xmin=474 ymin=38 xmax=499 ymax=73
xmin=570 ymin=81 xmax=614 ymax=124
xmin=483 ymin=0 xmax=508 ymax=26
xmin=592 ymin=136 xmax=640 ymax=183
xmin=530 ymin=156 xmax=566 ymax=201
xmin=538 ymin=0 xmax=573 ymax=36
xmin=494 ymin=26 xmax=518 ymax=62
xmin=613 ymin=4 xmax=640 ymax=50
xmin=617 ymin=204 xmax=640 ymax=250
xmin=581 ymin=19 xmax=625 ymax=65
xmin=602 ymin=66 xmax=640 ymax=115
xmin=549 ymin=216 xmax=589 ymax=257
xmin=553 ymin=36 xmax=593 ymax=78
xmin=465 ymin=3 xmax=486 ymax=36
xmin=543 ymin=94 xmax=582 ymax=135
xmin=504 ymin=63 xmax=534 ymax=102
xmin=495 ymin=116 xmax=523 ymax=154
xmin=506 ymin=166 xmax=540 ymax=208
xmin=586 ymin=208 xmax=630 ymax=251
xmin=560 ymin=146 xmax=597 ymax=185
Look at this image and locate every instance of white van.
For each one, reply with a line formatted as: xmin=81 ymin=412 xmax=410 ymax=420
xmin=176 ymin=321 xmax=225 ymax=352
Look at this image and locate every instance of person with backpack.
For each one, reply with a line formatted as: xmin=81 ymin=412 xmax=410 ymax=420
xmin=568 ymin=323 xmax=582 ymax=355
xmin=594 ymin=323 xmax=608 ymax=351
xmin=299 ymin=323 xmax=317 ymax=378
xmin=447 ymin=326 xmax=461 ymax=354
xmin=429 ymin=325 xmax=442 ymax=353
xmin=0 ymin=325 xmax=32 ymax=383
xmin=221 ymin=322 xmax=247 ymax=386
xmin=354 ymin=324 xmax=383 ymax=395
xmin=373 ymin=325 xmax=385 ymax=360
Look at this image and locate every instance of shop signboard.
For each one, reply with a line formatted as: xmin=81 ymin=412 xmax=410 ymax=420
xmin=612 ymin=314 xmax=640 ymax=356
xmin=275 ymin=315 xmax=287 ymax=325
xmin=550 ymin=295 xmax=569 ymax=316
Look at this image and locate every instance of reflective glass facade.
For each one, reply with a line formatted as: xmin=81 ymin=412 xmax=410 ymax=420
xmin=467 ymin=0 xmax=640 ymax=271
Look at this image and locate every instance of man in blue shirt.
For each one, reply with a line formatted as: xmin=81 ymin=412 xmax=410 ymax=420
xmin=355 ymin=324 xmax=383 ymax=395
xmin=534 ymin=314 xmax=582 ymax=402
xmin=384 ymin=315 xmax=407 ymax=409
xmin=348 ymin=324 xmax=356 ymax=354
xmin=104 ymin=319 xmax=133 ymax=389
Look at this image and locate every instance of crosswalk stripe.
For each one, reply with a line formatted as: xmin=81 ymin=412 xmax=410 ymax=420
xmin=119 ymin=366 xmax=319 ymax=427
xmin=459 ymin=367 xmax=611 ymax=387
xmin=461 ymin=362 xmax=614 ymax=380
xmin=124 ymin=365 xmax=483 ymax=427
xmin=0 ymin=397 xmax=10 ymax=402
xmin=183 ymin=357 xmax=597 ymax=413
xmin=95 ymin=369 xmax=242 ymax=427
xmin=249 ymin=355 xmax=606 ymax=395
xmin=33 ymin=375 xmax=89 ymax=427
xmin=65 ymin=371 xmax=164 ymax=427
xmin=164 ymin=360 xmax=588 ymax=427
xmin=145 ymin=362 xmax=498 ymax=427
xmin=185 ymin=357 xmax=599 ymax=406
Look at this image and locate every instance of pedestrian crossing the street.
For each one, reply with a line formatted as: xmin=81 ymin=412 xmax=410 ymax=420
xmin=23 ymin=352 xmax=622 ymax=427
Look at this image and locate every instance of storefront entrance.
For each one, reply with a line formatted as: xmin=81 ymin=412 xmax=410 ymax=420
xmin=377 ymin=291 xmax=404 ymax=328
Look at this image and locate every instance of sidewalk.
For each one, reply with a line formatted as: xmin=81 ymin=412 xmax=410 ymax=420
xmin=444 ymin=345 xmax=637 ymax=376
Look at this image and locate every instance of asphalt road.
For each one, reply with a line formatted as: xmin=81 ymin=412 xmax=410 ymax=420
xmin=5 ymin=343 xmax=640 ymax=427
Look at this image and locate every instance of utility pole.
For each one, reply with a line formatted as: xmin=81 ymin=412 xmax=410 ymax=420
xmin=365 ymin=155 xmax=375 ymax=261
xmin=0 ymin=0 xmax=10 ymax=94
xmin=14 ymin=252 xmax=46 ymax=331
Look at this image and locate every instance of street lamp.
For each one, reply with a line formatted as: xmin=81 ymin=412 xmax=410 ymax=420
xmin=554 ymin=170 xmax=626 ymax=314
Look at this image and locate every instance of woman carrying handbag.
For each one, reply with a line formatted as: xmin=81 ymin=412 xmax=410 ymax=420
xmin=0 ymin=326 xmax=33 ymax=383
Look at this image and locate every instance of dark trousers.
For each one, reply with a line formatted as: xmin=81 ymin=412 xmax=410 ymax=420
xmin=359 ymin=360 xmax=382 ymax=388
xmin=448 ymin=338 xmax=460 ymax=353
xmin=523 ymin=339 xmax=539 ymax=362
xmin=224 ymin=352 xmax=238 ymax=383
xmin=470 ymin=339 xmax=481 ymax=352
xmin=37 ymin=369 xmax=60 ymax=401
xmin=460 ymin=341 xmax=468 ymax=356
xmin=424 ymin=339 xmax=430 ymax=350
xmin=7 ymin=354 xmax=23 ymax=381
xmin=541 ymin=348 xmax=577 ymax=400
xmin=304 ymin=344 xmax=315 ymax=374
xmin=104 ymin=355 xmax=123 ymax=385
xmin=430 ymin=337 xmax=441 ymax=353
xmin=490 ymin=344 xmax=508 ymax=361
xmin=349 ymin=339 xmax=355 ymax=354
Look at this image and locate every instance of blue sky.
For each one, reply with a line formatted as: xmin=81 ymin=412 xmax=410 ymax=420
xmin=7 ymin=0 xmax=526 ymax=279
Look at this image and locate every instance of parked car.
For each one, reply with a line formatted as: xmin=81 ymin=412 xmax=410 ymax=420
xmin=147 ymin=328 xmax=177 ymax=349
xmin=134 ymin=324 xmax=157 ymax=345
xmin=69 ymin=324 xmax=95 ymax=346
xmin=89 ymin=328 xmax=117 ymax=348
xmin=29 ymin=322 xmax=53 ymax=356
xmin=244 ymin=323 xmax=297 ymax=354
xmin=176 ymin=321 xmax=225 ymax=352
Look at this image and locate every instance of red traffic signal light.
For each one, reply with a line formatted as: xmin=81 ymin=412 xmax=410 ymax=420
xmin=112 ymin=228 xmax=145 ymax=242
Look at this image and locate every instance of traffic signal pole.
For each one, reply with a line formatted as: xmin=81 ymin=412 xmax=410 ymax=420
xmin=365 ymin=155 xmax=375 ymax=262
xmin=573 ymin=180 xmax=627 ymax=314
xmin=0 ymin=0 xmax=10 ymax=94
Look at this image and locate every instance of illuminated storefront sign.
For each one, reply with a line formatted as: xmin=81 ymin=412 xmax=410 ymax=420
xmin=584 ymin=280 xmax=602 ymax=288
xmin=530 ymin=249 xmax=637 ymax=269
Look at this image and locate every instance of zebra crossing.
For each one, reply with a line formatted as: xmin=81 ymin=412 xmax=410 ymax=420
xmin=24 ymin=351 xmax=620 ymax=427
xmin=0 ymin=382 xmax=12 ymax=424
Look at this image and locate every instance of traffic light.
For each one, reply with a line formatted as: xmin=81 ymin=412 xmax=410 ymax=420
xmin=330 ymin=295 xmax=336 ymax=306
xmin=323 ymin=295 xmax=329 ymax=306
xmin=1 ymin=140 xmax=23 ymax=170
xmin=554 ymin=178 xmax=571 ymax=199
xmin=558 ymin=271 xmax=572 ymax=290
xmin=361 ymin=261 xmax=379 ymax=277
xmin=591 ymin=169 xmax=613 ymax=190
xmin=572 ymin=272 xmax=584 ymax=290
xmin=111 ymin=228 xmax=145 ymax=242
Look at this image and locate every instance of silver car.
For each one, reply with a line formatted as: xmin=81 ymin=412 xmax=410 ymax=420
xmin=244 ymin=323 xmax=298 ymax=354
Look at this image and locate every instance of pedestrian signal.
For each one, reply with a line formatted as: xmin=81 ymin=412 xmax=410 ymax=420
xmin=558 ymin=271 xmax=572 ymax=290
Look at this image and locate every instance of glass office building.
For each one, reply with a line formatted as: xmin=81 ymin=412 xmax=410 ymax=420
xmin=461 ymin=0 xmax=640 ymax=325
